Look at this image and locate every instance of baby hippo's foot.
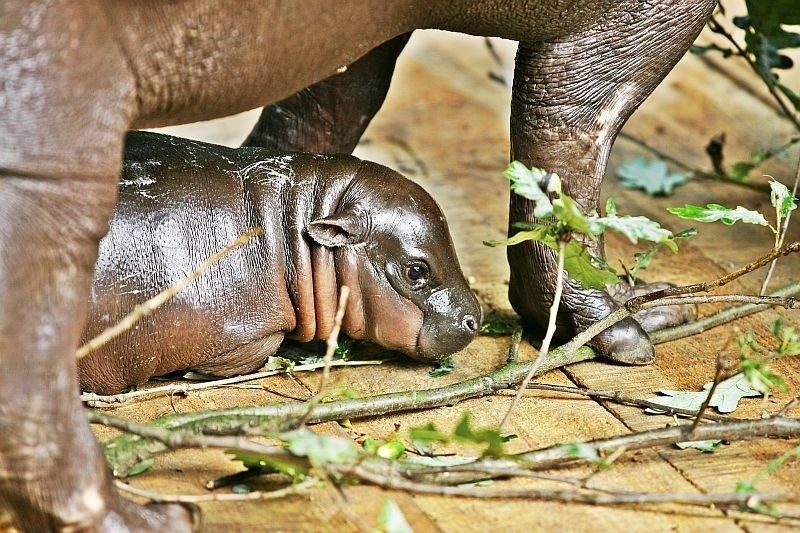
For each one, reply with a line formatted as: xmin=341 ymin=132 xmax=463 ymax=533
xmin=607 ymin=279 xmax=697 ymax=333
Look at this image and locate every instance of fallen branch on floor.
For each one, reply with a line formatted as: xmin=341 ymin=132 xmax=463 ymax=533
xmin=96 ymin=275 xmax=800 ymax=477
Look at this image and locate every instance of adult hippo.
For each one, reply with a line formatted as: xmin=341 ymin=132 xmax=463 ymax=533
xmin=0 ymin=0 xmax=716 ymax=529
xmin=79 ymin=132 xmax=481 ymax=395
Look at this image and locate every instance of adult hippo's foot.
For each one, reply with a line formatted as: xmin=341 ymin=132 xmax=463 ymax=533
xmin=508 ymin=242 xmax=658 ymax=365
xmin=607 ymin=280 xmax=697 ymax=334
xmin=507 ymin=1 xmax=714 ymax=363
xmin=510 ymin=259 xmax=697 ymax=365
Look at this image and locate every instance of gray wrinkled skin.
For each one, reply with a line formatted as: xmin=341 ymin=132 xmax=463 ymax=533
xmin=79 ymin=132 xmax=481 ymax=395
xmin=0 ymin=1 xmax=715 ymax=529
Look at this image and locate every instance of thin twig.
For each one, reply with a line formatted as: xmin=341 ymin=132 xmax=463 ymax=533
xmin=87 ymin=410 xmax=288 ymax=458
xmin=777 ymin=395 xmax=800 ymax=417
xmin=408 ymin=416 xmax=800 ymax=482
xmin=80 ymin=359 xmax=382 ymax=405
xmin=115 ymin=477 xmax=319 ymax=503
xmin=98 ymin=278 xmax=800 ymax=477
xmin=641 ymin=294 xmax=800 ymax=309
xmin=338 ymin=462 xmax=800 ymax=510
xmin=522 ymin=382 xmax=734 ymax=422
xmin=651 ymin=279 xmax=800 ymax=344
xmin=761 ymin=155 xmax=800 ymax=295
xmin=77 ymin=228 xmax=263 ymax=359
xmin=627 ymin=242 xmax=800 ymax=310
xmin=506 ymin=327 xmax=523 ymax=364
xmin=501 ymin=239 xmax=566 ymax=428
xmin=689 ymin=352 xmax=730 ymax=434
xmin=707 ymin=15 xmax=800 ymax=131
xmin=318 ymin=286 xmax=350 ymax=392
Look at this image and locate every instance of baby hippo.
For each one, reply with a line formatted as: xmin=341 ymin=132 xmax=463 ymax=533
xmin=79 ymin=132 xmax=482 ymax=394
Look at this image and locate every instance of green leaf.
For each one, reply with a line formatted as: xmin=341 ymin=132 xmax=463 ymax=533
xmin=727 ymin=161 xmax=755 ymax=180
xmin=428 ymin=356 xmax=455 ymax=377
xmin=334 ymin=337 xmax=356 ymax=359
xmin=741 ymin=357 xmax=789 ymax=395
xmin=283 ymin=428 xmax=359 ymax=467
xmin=503 ymin=161 xmax=555 ymax=218
xmin=127 ymin=458 xmax=155 ymax=477
xmin=773 ymin=320 xmax=800 ymax=357
xmin=265 ymin=356 xmax=296 ymax=372
xmin=589 ymin=207 xmax=676 ymax=251
xmin=777 ymin=83 xmax=800 ymax=111
xmin=453 ymin=412 xmax=508 ymax=457
xmin=362 ymin=437 xmax=379 ymax=455
xmin=376 ymin=441 xmax=406 ymax=460
xmin=616 ymin=156 xmax=688 ymax=196
xmin=645 ymin=373 xmax=762 ymax=415
xmin=478 ymin=312 xmax=519 ymax=336
xmin=410 ymin=413 xmax=510 ymax=457
xmin=562 ymin=240 xmax=619 ymax=290
xmin=690 ymin=43 xmax=734 ymax=57
xmin=627 ymin=228 xmax=696 ymax=280
xmin=562 ymin=442 xmax=607 ymax=467
xmin=769 ymin=179 xmax=798 ymax=218
xmin=377 ymin=498 xmax=413 ymax=533
xmin=483 ymin=225 xmax=552 ymax=248
xmin=552 ymin=194 xmax=594 ymax=236
xmin=675 ymin=439 xmax=723 ymax=453
xmin=667 ymin=203 xmax=769 ymax=226
xmin=409 ymin=421 xmax=451 ymax=450
xmin=226 ymin=449 xmax=310 ymax=480
xmin=735 ymin=478 xmax=758 ymax=496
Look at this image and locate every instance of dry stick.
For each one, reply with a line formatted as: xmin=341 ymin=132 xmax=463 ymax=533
xmin=80 ymin=359 xmax=382 ymax=405
xmin=336 ymin=462 xmax=800 ymax=510
xmin=642 ymin=294 xmax=800 ymax=309
xmin=408 ymin=416 xmax=800 ymax=483
xmin=522 ymin=382 xmax=734 ymax=422
xmin=688 ymin=352 xmax=730 ymax=435
xmin=760 ymin=154 xmax=800 ymax=295
xmin=98 ymin=276 xmax=800 ymax=478
xmin=500 ymin=240 xmax=566 ymax=429
xmin=318 ymin=286 xmax=350 ymax=392
xmin=561 ymin=242 xmax=800 ymax=358
xmin=77 ymin=228 xmax=263 ymax=359
xmin=87 ymin=410 xmax=294 ymax=476
xmin=777 ymin=395 xmax=800 ymax=417
xmin=115 ymin=477 xmax=319 ymax=504
xmin=650 ymin=279 xmax=800 ymax=344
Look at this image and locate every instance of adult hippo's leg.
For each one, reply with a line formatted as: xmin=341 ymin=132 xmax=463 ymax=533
xmin=508 ymin=1 xmax=716 ymax=363
xmin=243 ymin=34 xmax=411 ymax=153
xmin=0 ymin=3 xmax=193 ymax=529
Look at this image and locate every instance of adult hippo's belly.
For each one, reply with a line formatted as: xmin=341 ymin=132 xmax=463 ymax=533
xmin=78 ymin=131 xmax=481 ymax=395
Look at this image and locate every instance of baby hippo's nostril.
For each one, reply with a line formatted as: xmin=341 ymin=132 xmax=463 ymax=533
xmin=462 ymin=315 xmax=478 ymax=332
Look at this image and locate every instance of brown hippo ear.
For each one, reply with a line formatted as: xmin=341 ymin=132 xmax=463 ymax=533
xmin=306 ymin=212 xmax=366 ymax=247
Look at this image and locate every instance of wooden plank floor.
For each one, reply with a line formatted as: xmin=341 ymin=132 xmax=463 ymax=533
xmin=109 ymin=18 xmax=800 ymax=532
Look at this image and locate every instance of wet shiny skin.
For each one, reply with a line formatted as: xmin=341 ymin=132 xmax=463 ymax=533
xmin=79 ymin=132 xmax=482 ymax=395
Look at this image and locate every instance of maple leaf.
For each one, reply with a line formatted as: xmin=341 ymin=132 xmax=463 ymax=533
xmin=616 ymin=156 xmax=688 ymax=196
xmin=645 ymin=373 xmax=762 ymax=415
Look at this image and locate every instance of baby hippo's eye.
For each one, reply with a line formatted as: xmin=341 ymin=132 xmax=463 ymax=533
xmin=405 ymin=260 xmax=430 ymax=286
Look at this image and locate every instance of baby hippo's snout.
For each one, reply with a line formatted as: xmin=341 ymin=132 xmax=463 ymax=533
xmin=416 ymin=287 xmax=483 ymax=361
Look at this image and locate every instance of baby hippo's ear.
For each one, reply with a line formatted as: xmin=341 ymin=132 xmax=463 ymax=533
xmin=306 ymin=210 xmax=367 ymax=247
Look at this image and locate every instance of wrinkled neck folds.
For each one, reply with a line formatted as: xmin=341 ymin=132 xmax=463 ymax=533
xmin=275 ymin=156 xmax=364 ymax=342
